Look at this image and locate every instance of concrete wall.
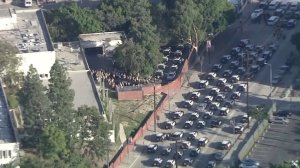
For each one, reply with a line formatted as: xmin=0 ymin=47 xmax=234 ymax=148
xmin=17 ymin=51 xmax=56 ymax=79
xmin=0 ymin=143 xmax=19 ymax=165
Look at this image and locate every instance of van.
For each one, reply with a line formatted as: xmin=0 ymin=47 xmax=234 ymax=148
xmin=269 ymin=0 xmax=280 ymax=10
xmin=267 ymin=16 xmax=280 ymax=25
xmin=290 ymin=2 xmax=299 ymax=11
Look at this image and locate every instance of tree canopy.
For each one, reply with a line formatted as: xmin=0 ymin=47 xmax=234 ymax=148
xmin=45 ymin=3 xmax=104 ymax=42
xmin=19 ymin=65 xmax=51 ymax=147
xmin=19 ymin=63 xmax=111 ymax=167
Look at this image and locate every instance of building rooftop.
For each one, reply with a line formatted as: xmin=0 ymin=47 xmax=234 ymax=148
xmin=0 ymin=8 xmax=53 ymax=54
xmin=79 ymin=31 xmax=123 ymax=43
xmin=54 ymin=42 xmax=86 ymax=71
xmin=0 ymin=84 xmax=16 ymax=143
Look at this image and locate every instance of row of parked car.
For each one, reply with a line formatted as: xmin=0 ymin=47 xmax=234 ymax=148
xmin=155 ymin=44 xmax=187 ymax=82
xmin=145 ymin=38 xmax=280 ymax=167
xmin=251 ymin=0 xmax=299 ymax=27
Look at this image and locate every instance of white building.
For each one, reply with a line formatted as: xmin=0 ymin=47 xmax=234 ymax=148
xmin=0 ymin=8 xmax=55 ymax=79
xmin=0 ymin=84 xmax=19 ymax=166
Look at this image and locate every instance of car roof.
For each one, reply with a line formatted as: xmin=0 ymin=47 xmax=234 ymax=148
xmin=185 ymin=120 xmax=193 ymax=124
xmin=222 ymin=140 xmax=230 ymax=144
xmin=199 ymin=137 xmax=207 ymax=141
xmin=148 ymin=144 xmax=156 ymax=147
xmin=220 ymin=107 xmax=228 ymax=110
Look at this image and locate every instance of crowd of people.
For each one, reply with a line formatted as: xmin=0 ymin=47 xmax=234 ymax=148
xmin=91 ymin=69 xmax=152 ymax=90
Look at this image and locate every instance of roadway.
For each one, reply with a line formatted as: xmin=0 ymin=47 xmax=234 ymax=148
xmin=118 ymin=2 xmax=300 ymax=168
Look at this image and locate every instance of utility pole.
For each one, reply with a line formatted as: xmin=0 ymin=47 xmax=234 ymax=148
xmin=154 ymin=77 xmax=157 ymax=133
xmin=246 ymin=51 xmax=250 ymax=128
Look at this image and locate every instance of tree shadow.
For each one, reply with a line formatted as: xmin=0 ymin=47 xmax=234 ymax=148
xmin=222 ymin=126 xmax=235 ymax=134
xmin=208 ymin=142 xmax=221 ymax=150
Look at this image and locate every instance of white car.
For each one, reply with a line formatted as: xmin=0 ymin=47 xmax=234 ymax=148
xmin=184 ymin=100 xmax=194 ymax=108
xmin=210 ymin=102 xmax=220 ymax=110
xmin=199 ymin=80 xmax=209 ymax=88
xmin=270 ymin=117 xmax=289 ymax=124
xmin=267 ymin=16 xmax=280 ymax=26
xmin=165 ymin=159 xmax=175 ymax=167
xmin=204 ymin=95 xmax=213 ymax=103
xmin=219 ymin=107 xmax=230 ymax=116
xmin=190 ymin=91 xmax=201 ymax=100
xmin=198 ymin=137 xmax=209 ymax=146
xmin=207 ymin=72 xmax=217 ymax=80
xmin=217 ymin=78 xmax=227 ymax=86
xmin=251 ymin=9 xmax=264 ymax=20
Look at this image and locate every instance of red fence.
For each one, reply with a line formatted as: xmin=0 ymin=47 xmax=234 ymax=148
xmin=109 ymin=47 xmax=196 ymax=168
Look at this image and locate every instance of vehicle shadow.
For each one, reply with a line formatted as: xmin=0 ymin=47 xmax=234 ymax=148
xmin=222 ymin=126 xmax=235 ymax=134
xmin=208 ymin=142 xmax=220 ymax=150
xmin=190 ymin=81 xmax=199 ymax=89
xmin=144 ymin=134 xmax=155 ymax=142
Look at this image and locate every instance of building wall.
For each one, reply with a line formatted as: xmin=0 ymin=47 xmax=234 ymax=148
xmin=0 ymin=143 xmax=19 ymax=165
xmin=17 ymin=51 xmax=56 ymax=79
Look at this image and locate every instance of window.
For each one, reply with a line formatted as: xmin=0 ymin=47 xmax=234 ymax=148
xmin=8 ymin=150 xmax=11 ymax=158
xmin=45 ymin=74 xmax=49 ymax=78
xmin=3 ymin=151 xmax=7 ymax=158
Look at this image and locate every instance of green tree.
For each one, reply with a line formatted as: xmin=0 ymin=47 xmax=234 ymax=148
xmin=248 ymin=104 xmax=269 ymax=121
xmin=47 ymin=61 xmax=75 ymax=130
xmin=75 ymin=105 xmax=111 ymax=161
xmin=45 ymin=3 xmax=104 ymax=42
xmin=19 ymin=65 xmax=51 ymax=147
xmin=38 ymin=124 xmax=68 ymax=160
xmin=0 ymin=40 xmax=22 ymax=86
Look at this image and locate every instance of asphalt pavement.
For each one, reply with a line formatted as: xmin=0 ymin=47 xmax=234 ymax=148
xmin=118 ymin=1 xmax=300 ymax=168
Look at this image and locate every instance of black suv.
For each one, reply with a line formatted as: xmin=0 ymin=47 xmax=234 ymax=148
xmin=210 ymin=119 xmax=222 ymax=128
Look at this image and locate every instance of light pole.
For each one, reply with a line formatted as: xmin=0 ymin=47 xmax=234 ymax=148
xmin=266 ymin=63 xmax=272 ymax=97
xmin=153 ymin=77 xmax=157 ymax=133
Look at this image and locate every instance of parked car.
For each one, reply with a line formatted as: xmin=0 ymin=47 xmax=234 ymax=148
xmin=269 ymin=0 xmax=280 ymax=10
xmin=156 ymin=133 xmax=167 ymax=141
xmin=184 ymin=120 xmax=194 ymax=129
xmin=165 ymin=121 xmax=176 ymax=129
xmin=241 ymin=114 xmax=251 ymax=123
xmin=231 ymin=47 xmax=242 ymax=56
xmin=223 ymin=83 xmax=233 ymax=92
xmin=153 ymin=158 xmax=163 ymax=166
xmin=257 ymin=57 xmax=267 ymax=67
xmin=166 ymin=71 xmax=177 ymax=81
xmin=171 ymin=131 xmax=183 ymax=140
xmin=197 ymin=103 xmax=208 ymax=112
xmin=210 ymin=102 xmax=220 ymax=111
xmin=275 ymin=8 xmax=285 ymax=17
xmin=220 ymin=140 xmax=232 ymax=150
xmin=239 ymin=159 xmax=260 ymax=168
xmin=189 ymin=147 xmax=201 ymax=157
xmin=237 ymin=83 xmax=247 ymax=92
xmin=204 ymin=96 xmax=214 ymax=103
xmin=287 ymin=19 xmax=297 ymax=28
xmin=272 ymin=75 xmax=283 ymax=85
xmin=259 ymin=1 xmax=268 ymax=9
xmin=221 ymin=55 xmax=231 ymax=63
xmin=278 ymin=65 xmax=291 ymax=75
xmin=203 ymin=111 xmax=214 ymax=119
xmin=199 ymin=80 xmax=209 ymax=89
xmin=212 ymin=64 xmax=223 ymax=72
xmin=189 ymin=112 xmax=200 ymax=121
xmin=173 ymin=151 xmax=183 ymax=160
xmin=147 ymin=144 xmax=158 ymax=153
xmin=171 ymin=111 xmax=184 ymax=119
xmin=273 ymin=110 xmax=293 ymax=118
xmin=236 ymin=66 xmax=246 ymax=76
xmin=270 ymin=117 xmax=289 ymax=124
xmin=219 ymin=107 xmax=230 ymax=116
xmin=183 ymin=100 xmax=194 ymax=108
xmin=182 ymin=158 xmax=194 ymax=166
xmin=161 ymin=147 xmax=172 ymax=156
xmin=187 ymin=131 xmax=198 ymax=141
xmin=210 ymin=87 xmax=220 ymax=96
xmin=231 ymin=91 xmax=241 ymax=100
xmin=216 ymin=94 xmax=225 ymax=102
xmin=262 ymin=50 xmax=273 ymax=60
xmin=216 ymin=78 xmax=227 ymax=87
xmin=223 ymin=99 xmax=235 ymax=108
xmin=196 ymin=118 xmax=206 ymax=128
xmin=208 ymin=161 xmax=217 ymax=168
xmin=180 ymin=141 xmax=191 ymax=149
xmin=155 ymin=70 xmax=164 ymax=79
xmin=251 ymin=9 xmax=264 ymax=20
xmin=290 ymin=2 xmax=299 ymax=11
xmin=229 ymin=60 xmax=240 ymax=70
xmin=206 ymin=72 xmax=217 ymax=80
xmin=214 ymin=152 xmax=224 ymax=161
xmin=229 ymin=75 xmax=240 ymax=83
xmin=165 ymin=159 xmax=175 ymax=168
xmin=250 ymin=64 xmax=261 ymax=74
xmin=234 ymin=125 xmax=245 ymax=134
xmin=267 ymin=16 xmax=280 ymax=25
xmin=222 ymin=69 xmax=233 ymax=78
xmin=211 ymin=119 xmax=222 ymax=128
xmin=239 ymin=39 xmax=250 ymax=48
xmin=190 ymin=91 xmax=201 ymax=100
xmin=198 ymin=137 xmax=209 ymax=147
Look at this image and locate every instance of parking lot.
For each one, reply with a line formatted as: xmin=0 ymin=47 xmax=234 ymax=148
xmin=249 ymin=111 xmax=300 ymax=167
xmin=118 ymin=1 xmax=300 ymax=168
